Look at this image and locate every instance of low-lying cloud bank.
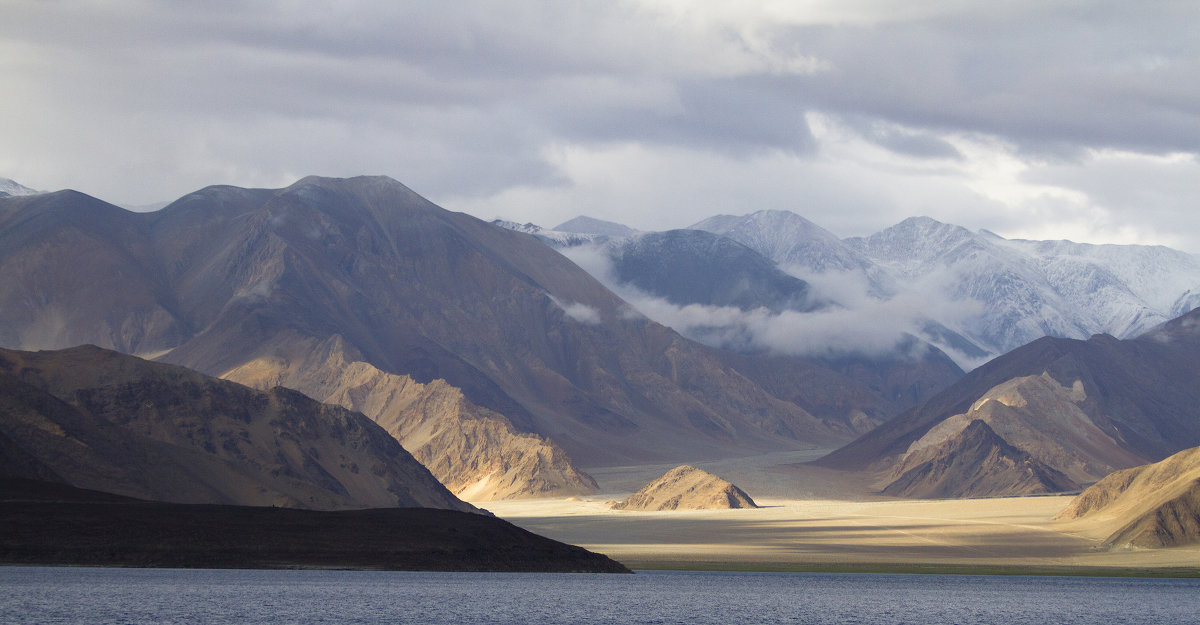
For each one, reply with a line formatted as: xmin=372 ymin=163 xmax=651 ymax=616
xmin=562 ymin=244 xmax=986 ymax=365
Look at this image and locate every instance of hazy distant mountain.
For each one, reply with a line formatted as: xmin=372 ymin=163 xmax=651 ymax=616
xmin=554 ymin=215 xmax=639 ymax=238
xmin=1 ymin=177 xmax=916 ymax=501
xmin=0 ymin=178 xmax=40 ymax=198
xmin=0 ymin=345 xmax=473 ymax=512
xmin=818 ymin=307 xmax=1200 ymax=498
xmin=495 ymin=219 xmax=965 ymax=423
xmin=607 ymin=229 xmax=814 ymax=312
xmin=506 ymin=210 xmax=1200 ymax=367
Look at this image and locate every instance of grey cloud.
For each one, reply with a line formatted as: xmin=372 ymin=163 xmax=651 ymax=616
xmin=2 ymin=0 xmax=1199 ymax=244
xmin=774 ymin=3 xmax=1200 ymax=157
xmin=843 ymin=117 xmax=964 ymax=160
xmin=553 ymin=77 xmax=817 ymax=155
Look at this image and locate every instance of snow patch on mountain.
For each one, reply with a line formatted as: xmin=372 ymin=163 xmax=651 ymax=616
xmin=491 ymin=219 xmax=608 ymax=248
xmin=0 ymin=177 xmax=42 ymax=198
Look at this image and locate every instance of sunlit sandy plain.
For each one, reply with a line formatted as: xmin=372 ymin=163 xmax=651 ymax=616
xmin=480 ymin=450 xmax=1200 ymax=573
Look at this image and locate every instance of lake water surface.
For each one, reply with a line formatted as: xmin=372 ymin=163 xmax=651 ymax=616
xmin=3 ymin=566 xmax=1198 ymax=624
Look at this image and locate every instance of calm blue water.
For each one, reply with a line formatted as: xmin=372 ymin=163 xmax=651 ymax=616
xmin=2 ymin=566 xmax=1198 ymax=624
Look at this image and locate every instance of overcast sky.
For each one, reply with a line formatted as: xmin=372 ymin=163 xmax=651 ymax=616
xmin=3 ymin=1 xmax=1199 ymax=251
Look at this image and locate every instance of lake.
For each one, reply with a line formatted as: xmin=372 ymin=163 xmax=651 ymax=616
xmin=2 ymin=566 xmax=1198 ymax=624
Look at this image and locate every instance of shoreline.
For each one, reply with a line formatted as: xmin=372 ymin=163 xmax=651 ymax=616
xmin=4 ymin=561 xmax=1198 ymax=579
xmin=624 ymin=561 xmax=1200 ymax=578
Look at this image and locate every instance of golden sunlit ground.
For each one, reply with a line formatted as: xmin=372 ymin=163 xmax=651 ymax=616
xmin=478 ymin=452 xmax=1200 ymax=575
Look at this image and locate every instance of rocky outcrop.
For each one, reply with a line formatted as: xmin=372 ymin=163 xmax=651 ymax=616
xmin=1058 ymin=446 xmax=1200 ymax=549
xmin=882 ymin=420 xmax=1078 ymax=499
xmin=612 ymin=465 xmax=757 ymax=511
xmin=0 ymin=345 xmax=473 ymax=512
xmin=222 ymin=335 xmax=597 ymax=500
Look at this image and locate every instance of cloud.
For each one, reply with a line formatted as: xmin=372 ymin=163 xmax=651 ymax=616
xmin=2 ymin=1 xmax=1199 ymax=254
xmin=562 ymin=243 xmax=985 ymax=362
xmin=547 ymin=295 xmax=602 ymax=325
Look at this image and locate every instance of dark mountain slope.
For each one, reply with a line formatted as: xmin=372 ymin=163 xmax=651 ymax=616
xmin=0 ymin=345 xmax=472 ymax=512
xmin=0 ymin=191 xmax=187 ymax=354
xmin=0 ymin=477 xmax=629 ymax=572
xmin=608 ymin=229 xmax=813 ymax=312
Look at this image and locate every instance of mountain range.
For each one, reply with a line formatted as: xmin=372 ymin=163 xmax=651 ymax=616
xmin=5 ymin=174 xmax=1199 ymax=507
xmin=0 ymin=176 xmax=945 ymax=502
xmin=507 ymin=210 xmax=1200 ymax=368
xmin=494 ymin=210 xmax=1200 ymax=500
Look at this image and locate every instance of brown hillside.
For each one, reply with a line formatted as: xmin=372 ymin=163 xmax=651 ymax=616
xmin=1058 ymin=446 xmax=1200 ymax=549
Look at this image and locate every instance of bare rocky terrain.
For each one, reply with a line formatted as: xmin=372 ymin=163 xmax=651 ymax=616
xmin=612 ymin=465 xmax=757 ymax=511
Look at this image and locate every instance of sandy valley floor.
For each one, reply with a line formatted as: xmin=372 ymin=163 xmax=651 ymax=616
xmin=479 ymin=451 xmax=1200 ymax=573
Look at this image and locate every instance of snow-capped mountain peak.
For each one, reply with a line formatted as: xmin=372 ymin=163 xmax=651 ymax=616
xmin=690 ymin=209 xmax=873 ymax=277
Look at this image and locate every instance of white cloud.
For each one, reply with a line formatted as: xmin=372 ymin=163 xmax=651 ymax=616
xmin=562 ymin=243 xmax=985 ymax=362
xmin=547 ymin=295 xmax=602 ymax=325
